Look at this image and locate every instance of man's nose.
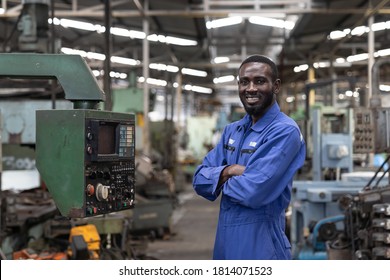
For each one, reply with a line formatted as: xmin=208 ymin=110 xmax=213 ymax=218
xmin=247 ymin=81 xmax=257 ymax=91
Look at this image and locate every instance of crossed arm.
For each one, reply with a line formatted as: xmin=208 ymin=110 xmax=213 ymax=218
xmin=218 ymin=164 xmax=245 ymax=187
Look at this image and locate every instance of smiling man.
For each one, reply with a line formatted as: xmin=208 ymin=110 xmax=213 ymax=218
xmin=192 ymin=54 xmax=306 ymax=260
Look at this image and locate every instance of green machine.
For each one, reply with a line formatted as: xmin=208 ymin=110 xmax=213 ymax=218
xmin=0 ymin=53 xmax=136 ymax=218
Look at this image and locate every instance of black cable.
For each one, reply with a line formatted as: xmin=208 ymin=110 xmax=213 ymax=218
xmin=363 ymin=154 xmax=390 ymax=190
xmin=348 ymin=207 xmax=356 ymax=259
xmin=374 ymin=164 xmax=390 ymax=187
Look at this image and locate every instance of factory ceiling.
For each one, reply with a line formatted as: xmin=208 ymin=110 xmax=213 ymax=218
xmin=1 ymin=0 xmax=390 ymax=103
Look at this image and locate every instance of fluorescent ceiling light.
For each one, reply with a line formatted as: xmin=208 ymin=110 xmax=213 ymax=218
xmin=184 ymin=84 xmax=192 ymax=91
xmin=335 ymin=57 xmax=346 ymax=63
xmin=50 ymin=17 xmax=196 ymax=46
xmin=138 ymin=77 xmax=167 ymax=87
xmin=191 ymin=86 xmax=213 ymax=94
xmin=206 ymin=16 xmax=243 ymax=29
xmin=93 ymin=69 xmax=127 ymax=79
xmin=346 ymin=53 xmax=369 ymax=62
xmin=110 ymin=71 xmax=128 ymax=79
xmin=61 ymin=47 xmax=105 ymax=60
xmin=351 ymin=26 xmax=369 ymax=36
xmin=293 ymin=64 xmax=309 ymax=73
xmin=129 ymin=30 xmax=146 ymax=39
xmin=145 ymin=34 xmax=197 ymax=46
xmin=166 ymin=36 xmax=197 ymax=46
xmin=372 ymin=22 xmax=387 ymax=32
xmin=139 ymin=78 xmax=211 ymax=93
xmin=61 ymin=47 xmax=209 ymax=90
xmin=213 ymin=75 xmax=235 ymax=84
xmin=329 ymin=29 xmax=350 ymax=40
xmin=329 ymin=20 xmax=390 ymax=41
xmin=249 ymin=16 xmax=295 ymax=30
xmin=380 ymin=84 xmax=390 ymax=92
xmin=62 ymin=47 xmax=209 ymax=78
xmin=61 ymin=47 xmax=140 ymax=66
xmin=181 ymin=68 xmax=207 ymax=77
xmin=313 ymin=61 xmax=330 ymax=69
xmin=376 ymin=48 xmax=390 ymax=57
xmin=147 ymin=34 xmax=165 ymax=42
xmin=0 ymin=8 xmax=5 ymax=14
xmin=111 ymin=56 xmax=140 ymax=66
xmin=61 ymin=47 xmax=87 ymax=57
xmin=147 ymin=78 xmax=167 ymax=87
xmin=293 ymin=47 xmax=390 ymax=73
xmin=59 ymin=18 xmax=105 ymax=32
xmin=110 ymin=27 xmax=131 ymax=37
xmin=149 ymin=63 xmax=179 ymax=73
xmin=86 ymin=52 xmax=106 ymax=60
xmin=92 ymin=70 xmax=101 ymax=77
xmin=213 ymin=57 xmax=230 ymax=64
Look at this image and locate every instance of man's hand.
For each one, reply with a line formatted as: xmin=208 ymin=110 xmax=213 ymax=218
xmin=218 ymin=164 xmax=245 ymax=187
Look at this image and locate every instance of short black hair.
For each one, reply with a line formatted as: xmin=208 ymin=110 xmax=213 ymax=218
xmin=239 ymin=54 xmax=279 ymax=81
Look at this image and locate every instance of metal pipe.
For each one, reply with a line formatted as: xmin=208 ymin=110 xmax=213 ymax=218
xmin=142 ymin=0 xmax=151 ymax=156
xmin=50 ymin=0 xmax=56 ymax=109
xmin=368 ymin=15 xmax=374 ymax=101
xmin=103 ymin=0 xmax=112 ymax=111
xmin=371 ymin=57 xmax=390 ymax=109
xmin=176 ymin=72 xmax=182 ymax=128
xmin=5 ymin=7 xmax=390 ymax=19
xmin=372 ymin=57 xmax=390 ymax=97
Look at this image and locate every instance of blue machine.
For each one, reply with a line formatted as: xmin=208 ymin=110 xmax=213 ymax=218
xmin=291 ymin=104 xmax=390 ymax=259
xmin=291 ymin=180 xmax=364 ymax=259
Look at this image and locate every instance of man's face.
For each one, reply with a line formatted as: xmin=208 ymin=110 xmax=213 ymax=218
xmin=238 ymin=62 xmax=280 ymax=119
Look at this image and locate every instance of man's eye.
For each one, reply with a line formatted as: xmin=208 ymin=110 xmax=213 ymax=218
xmin=239 ymin=80 xmax=248 ymax=85
xmin=256 ymin=79 xmax=266 ymax=84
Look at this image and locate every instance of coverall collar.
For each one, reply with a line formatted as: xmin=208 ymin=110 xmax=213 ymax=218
xmin=238 ymin=102 xmax=280 ymax=133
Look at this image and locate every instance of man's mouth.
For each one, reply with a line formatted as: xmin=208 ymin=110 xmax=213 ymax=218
xmin=245 ymin=94 xmax=260 ymax=105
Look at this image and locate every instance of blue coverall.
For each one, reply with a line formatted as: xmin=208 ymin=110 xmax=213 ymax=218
xmin=193 ymin=102 xmax=306 ymax=259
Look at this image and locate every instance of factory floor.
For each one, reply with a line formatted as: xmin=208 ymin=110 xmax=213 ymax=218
xmin=144 ymin=183 xmax=220 ymax=260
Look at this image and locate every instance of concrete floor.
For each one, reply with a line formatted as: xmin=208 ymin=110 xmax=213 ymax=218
xmin=144 ymin=184 xmax=220 ymax=260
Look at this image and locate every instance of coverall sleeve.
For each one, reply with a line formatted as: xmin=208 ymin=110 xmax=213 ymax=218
xmin=192 ymin=127 xmax=229 ymax=201
xmin=222 ymin=125 xmax=304 ymax=208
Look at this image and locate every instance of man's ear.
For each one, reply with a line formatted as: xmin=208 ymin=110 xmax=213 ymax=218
xmin=273 ymin=79 xmax=281 ymax=93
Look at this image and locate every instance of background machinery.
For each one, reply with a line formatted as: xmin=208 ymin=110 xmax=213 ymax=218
xmin=0 ymin=53 xmax=138 ymax=260
xmin=291 ymin=58 xmax=390 ymax=260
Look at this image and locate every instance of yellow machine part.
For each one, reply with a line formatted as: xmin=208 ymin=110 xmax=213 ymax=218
xmin=68 ymin=224 xmax=101 ymax=259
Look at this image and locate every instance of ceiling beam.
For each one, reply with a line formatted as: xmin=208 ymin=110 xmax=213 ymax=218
xmin=2 ymin=7 xmax=390 ymax=18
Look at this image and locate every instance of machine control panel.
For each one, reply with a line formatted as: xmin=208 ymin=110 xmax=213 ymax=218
xmin=354 ymin=108 xmax=390 ymax=153
xmin=84 ymin=118 xmax=136 ymax=217
xmin=36 ymin=110 xmax=136 ymax=218
xmin=84 ymin=162 xmax=135 ymax=216
xmin=353 ymin=108 xmax=375 ymax=153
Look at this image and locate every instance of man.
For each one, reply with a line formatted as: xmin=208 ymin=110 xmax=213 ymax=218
xmin=192 ymin=54 xmax=306 ymax=260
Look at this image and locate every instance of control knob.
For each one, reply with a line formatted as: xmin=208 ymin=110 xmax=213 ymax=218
xmin=96 ymin=183 xmax=109 ymax=201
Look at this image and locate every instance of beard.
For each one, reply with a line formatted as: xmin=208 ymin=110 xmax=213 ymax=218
xmin=241 ymin=92 xmax=275 ymax=118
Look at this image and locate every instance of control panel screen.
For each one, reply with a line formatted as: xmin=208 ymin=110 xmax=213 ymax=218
xmin=98 ymin=124 xmax=116 ymax=155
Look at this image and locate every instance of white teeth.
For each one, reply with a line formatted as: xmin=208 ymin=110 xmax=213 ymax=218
xmin=246 ymin=97 xmax=259 ymax=102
